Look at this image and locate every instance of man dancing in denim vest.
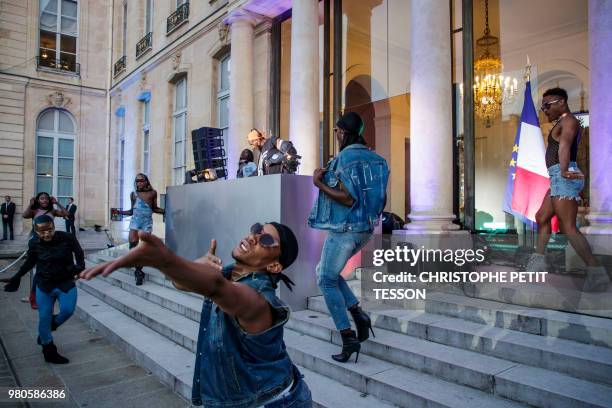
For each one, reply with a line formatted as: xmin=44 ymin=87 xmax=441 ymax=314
xmin=309 ymin=112 xmax=389 ymax=363
xmin=80 ymin=223 xmax=312 ymax=408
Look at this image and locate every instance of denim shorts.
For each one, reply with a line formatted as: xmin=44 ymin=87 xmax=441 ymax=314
xmin=548 ymin=162 xmax=584 ymax=200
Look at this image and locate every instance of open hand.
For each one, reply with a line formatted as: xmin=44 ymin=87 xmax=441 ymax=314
xmin=79 ymin=231 xmax=172 ymax=280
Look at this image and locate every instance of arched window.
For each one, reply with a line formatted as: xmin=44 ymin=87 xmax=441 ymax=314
xmin=36 ymin=109 xmax=75 ymax=206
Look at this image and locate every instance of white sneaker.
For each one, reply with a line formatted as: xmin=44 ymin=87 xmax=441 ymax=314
xmin=583 ymin=266 xmax=610 ymax=292
xmin=525 ymin=253 xmax=548 ymax=272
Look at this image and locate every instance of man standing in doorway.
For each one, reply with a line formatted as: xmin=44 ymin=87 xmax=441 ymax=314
xmin=1 ymin=196 xmax=15 ymax=240
xmin=64 ymin=197 xmax=77 ymax=235
xmin=528 ymin=87 xmax=609 ymax=292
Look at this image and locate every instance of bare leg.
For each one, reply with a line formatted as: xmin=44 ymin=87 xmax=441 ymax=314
xmin=552 ymin=198 xmax=599 ymax=267
xmin=128 ymin=229 xmax=139 ymax=245
xmin=128 ymin=230 xmax=145 ymax=285
xmin=535 ymin=191 xmax=554 ymax=254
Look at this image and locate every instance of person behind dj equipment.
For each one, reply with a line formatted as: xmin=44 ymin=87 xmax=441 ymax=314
xmin=237 ymin=149 xmax=258 ymax=178
xmin=116 ymin=174 xmax=164 ymax=286
xmin=80 ymin=222 xmax=312 ymax=408
xmin=247 ymin=128 xmax=278 ymax=176
xmin=247 ymin=129 xmax=299 ymax=175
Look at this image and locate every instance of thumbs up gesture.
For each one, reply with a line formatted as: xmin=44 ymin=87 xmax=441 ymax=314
xmin=195 ymin=239 xmax=222 ymax=269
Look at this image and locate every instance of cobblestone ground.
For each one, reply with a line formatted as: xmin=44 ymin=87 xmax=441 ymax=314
xmin=0 ymin=259 xmax=189 ymax=408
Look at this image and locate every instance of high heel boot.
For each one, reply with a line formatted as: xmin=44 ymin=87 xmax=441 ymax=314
xmin=349 ymin=304 xmax=375 ymax=342
xmin=332 ymin=329 xmax=361 ymax=363
xmin=135 ymin=267 xmax=145 ymax=286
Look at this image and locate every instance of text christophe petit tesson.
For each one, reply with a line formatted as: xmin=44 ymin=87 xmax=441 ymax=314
xmin=368 ymin=247 xmax=548 ymax=300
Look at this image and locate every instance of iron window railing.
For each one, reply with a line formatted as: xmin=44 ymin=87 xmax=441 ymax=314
xmin=136 ymin=32 xmax=153 ymax=59
xmin=167 ymin=2 xmax=189 ymax=34
xmin=113 ymin=55 xmax=127 ymax=77
xmin=36 ymin=56 xmax=80 ymax=75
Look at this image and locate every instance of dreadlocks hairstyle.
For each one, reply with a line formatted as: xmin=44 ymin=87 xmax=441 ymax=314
xmin=134 ymin=173 xmax=153 ymax=192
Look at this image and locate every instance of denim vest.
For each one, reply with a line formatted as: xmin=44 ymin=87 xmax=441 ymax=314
xmin=191 ymin=265 xmax=294 ymax=408
xmin=308 ymin=144 xmax=389 ymax=233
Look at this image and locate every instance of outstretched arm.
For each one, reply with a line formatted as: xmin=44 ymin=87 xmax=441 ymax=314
xmin=120 ymin=193 xmax=135 ymax=216
xmin=80 ymin=233 xmax=273 ymax=333
xmin=3 ymin=247 xmax=37 ymax=291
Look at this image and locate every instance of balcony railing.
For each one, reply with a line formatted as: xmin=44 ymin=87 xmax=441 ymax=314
xmin=167 ymin=2 xmax=189 ymax=34
xmin=136 ymin=32 xmax=153 ymax=59
xmin=36 ymin=56 xmax=80 ymax=75
xmin=113 ymin=55 xmax=126 ymax=77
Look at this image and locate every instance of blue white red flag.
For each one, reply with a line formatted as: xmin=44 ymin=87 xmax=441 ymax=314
xmin=503 ymin=81 xmax=549 ymax=227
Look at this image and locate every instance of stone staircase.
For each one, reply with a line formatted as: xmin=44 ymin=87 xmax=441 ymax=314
xmin=76 ymin=248 xmax=612 ymax=407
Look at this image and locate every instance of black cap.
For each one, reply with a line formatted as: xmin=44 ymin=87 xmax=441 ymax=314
xmin=336 ymin=112 xmax=364 ymax=136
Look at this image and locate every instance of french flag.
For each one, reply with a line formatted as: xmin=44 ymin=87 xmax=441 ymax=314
xmin=503 ymin=81 xmax=549 ymax=227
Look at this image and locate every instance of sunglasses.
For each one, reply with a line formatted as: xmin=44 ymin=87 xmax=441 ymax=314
xmin=250 ymin=223 xmax=279 ymax=248
xmin=540 ymin=99 xmax=561 ymax=111
xmin=135 ymin=178 xmax=146 ymax=182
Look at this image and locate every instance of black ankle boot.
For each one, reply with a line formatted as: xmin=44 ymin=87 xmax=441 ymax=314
xmin=42 ymin=342 xmax=69 ymax=364
xmin=51 ymin=314 xmax=59 ymax=331
xmin=332 ymin=329 xmax=361 ymax=363
xmin=349 ymin=305 xmax=375 ymax=342
xmin=135 ymin=267 xmax=145 ymax=286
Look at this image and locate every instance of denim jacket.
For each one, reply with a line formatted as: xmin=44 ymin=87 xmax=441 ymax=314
xmin=191 ymin=265 xmax=294 ymax=408
xmin=308 ymin=144 xmax=389 ymax=233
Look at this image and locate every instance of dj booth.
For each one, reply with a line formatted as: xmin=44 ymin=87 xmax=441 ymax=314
xmin=165 ymin=174 xmax=326 ymax=311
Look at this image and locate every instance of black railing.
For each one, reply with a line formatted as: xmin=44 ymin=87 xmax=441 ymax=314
xmin=136 ymin=32 xmax=153 ymax=59
xmin=113 ymin=55 xmax=126 ymax=77
xmin=167 ymin=2 xmax=189 ymax=34
xmin=36 ymin=56 xmax=80 ymax=75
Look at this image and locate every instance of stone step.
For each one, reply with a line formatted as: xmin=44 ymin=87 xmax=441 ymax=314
xmin=288 ymin=310 xmax=518 ymax=392
xmin=76 ymin=276 xmax=524 ymax=408
xmin=308 ymin=294 xmax=612 ymax=386
xmin=84 ymin=257 xmax=612 ymax=389
xmin=76 ymin=280 xmax=399 ymax=407
xmin=287 ymin=310 xmax=612 ymax=407
xmin=75 ymin=290 xmax=195 ymax=400
xmin=284 ymin=329 xmax=526 ymax=408
xmin=85 ymin=254 xmax=202 ymax=301
xmin=348 ymin=276 xmax=612 ymax=348
xmin=78 ymin=277 xmax=201 ymax=352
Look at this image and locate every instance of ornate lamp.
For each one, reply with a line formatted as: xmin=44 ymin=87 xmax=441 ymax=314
xmin=473 ymin=0 xmax=518 ymax=127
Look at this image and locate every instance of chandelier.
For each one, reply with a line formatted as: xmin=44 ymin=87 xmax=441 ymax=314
xmin=473 ymin=0 xmax=517 ymax=127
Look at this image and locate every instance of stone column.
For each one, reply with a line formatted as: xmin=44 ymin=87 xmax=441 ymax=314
xmin=289 ymin=0 xmax=320 ymax=174
xmin=226 ymin=12 xmax=256 ymax=178
xmin=404 ymin=0 xmax=458 ymax=232
xmin=583 ymin=0 xmax=612 ymax=237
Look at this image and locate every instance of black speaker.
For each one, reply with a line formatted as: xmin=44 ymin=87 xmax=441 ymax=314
xmin=191 ymin=127 xmax=227 ymax=178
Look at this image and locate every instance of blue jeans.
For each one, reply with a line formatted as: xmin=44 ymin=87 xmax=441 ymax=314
xmin=264 ymin=366 xmax=312 ymax=408
xmin=548 ymin=162 xmax=584 ymax=200
xmin=316 ymin=231 xmax=371 ymax=330
xmin=36 ymin=286 xmax=77 ymax=345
